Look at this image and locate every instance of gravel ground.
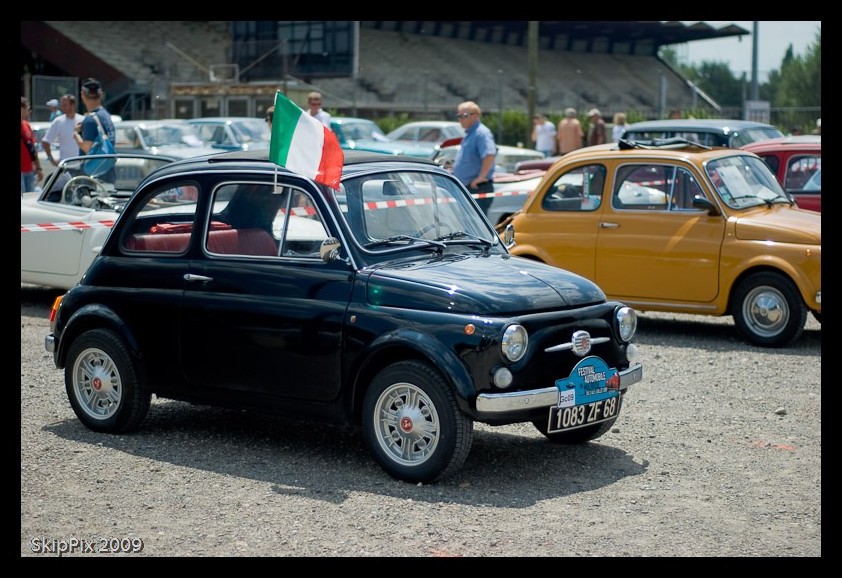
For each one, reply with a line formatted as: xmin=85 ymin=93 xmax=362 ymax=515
xmin=21 ymin=284 xmax=821 ymax=557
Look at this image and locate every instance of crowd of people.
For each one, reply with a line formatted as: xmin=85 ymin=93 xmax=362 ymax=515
xmin=20 ymin=77 xmax=115 ymax=194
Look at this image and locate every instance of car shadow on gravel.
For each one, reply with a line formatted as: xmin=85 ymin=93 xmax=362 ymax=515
xmin=43 ymin=402 xmax=646 ymax=507
xmin=634 ymin=313 xmax=821 ymax=355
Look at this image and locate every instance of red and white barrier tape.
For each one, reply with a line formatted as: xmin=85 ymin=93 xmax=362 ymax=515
xmin=21 ymin=220 xmax=115 ymax=233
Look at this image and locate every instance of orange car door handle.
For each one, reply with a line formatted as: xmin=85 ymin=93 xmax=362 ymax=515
xmin=599 ymin=222 xmax=619 ymax=229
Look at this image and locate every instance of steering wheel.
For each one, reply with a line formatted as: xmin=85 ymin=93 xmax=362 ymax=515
xmin=63 ymin=175 xmax=107 ymax=206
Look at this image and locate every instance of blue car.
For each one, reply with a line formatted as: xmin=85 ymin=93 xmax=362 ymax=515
xmin=330 ymin=117 xmax=438 ymax=159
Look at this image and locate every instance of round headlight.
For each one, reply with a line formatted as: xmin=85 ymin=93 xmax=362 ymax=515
xmin=502 ymin=324 xmax=528 ymax=362
xmin=616 ymin=306 xmax=637 ymax=343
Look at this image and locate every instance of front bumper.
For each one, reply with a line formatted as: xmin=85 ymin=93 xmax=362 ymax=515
xmin=475 ymin=363 xmax=643 ymax=415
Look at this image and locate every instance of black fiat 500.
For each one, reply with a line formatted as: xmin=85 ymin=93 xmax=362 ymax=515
xmin=46 ymin=150 xmax=643 ymax=484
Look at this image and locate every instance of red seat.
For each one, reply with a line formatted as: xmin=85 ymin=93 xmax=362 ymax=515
xmin=127 ymin=228 xmax=277 ymax=256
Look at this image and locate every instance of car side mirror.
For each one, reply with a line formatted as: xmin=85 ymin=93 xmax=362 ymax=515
xmin=691 ymin=195 xmax=720 ymax=216
xmin=502 ymin=223 xmax=515 ymax=248
xmin=320 ymin=237 xmax=341 ymax=262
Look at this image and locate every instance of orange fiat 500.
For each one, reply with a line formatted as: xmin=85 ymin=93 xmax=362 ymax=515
xmin=499 ymin=139 xmax=821 ymax=348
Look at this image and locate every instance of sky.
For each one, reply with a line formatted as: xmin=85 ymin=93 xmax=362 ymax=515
xmin=679 ymin=21 xmax=821 ymax=82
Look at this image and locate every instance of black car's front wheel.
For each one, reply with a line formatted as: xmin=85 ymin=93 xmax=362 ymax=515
xmin=64 ymin=328 xmax=150 ymax=433
xmin=363 ymin=361 xmax=473 ymax=484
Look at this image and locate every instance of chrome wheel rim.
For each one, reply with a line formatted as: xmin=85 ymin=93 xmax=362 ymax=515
xmin=72 ymin=347 xmax=122 ymax=420
xmin=742 ymin=285 xmax=789 ymax=338
xmin=373 ymin=382 xmax=440 ymax=466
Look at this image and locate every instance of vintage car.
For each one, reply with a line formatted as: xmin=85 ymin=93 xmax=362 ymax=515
xmin=114 ymin=119 xmax=221 ymax=159
xmin=741 ymin=135 xmax=821 ymax=212
xmin=21 ymin=153 xmax=177 ymax=289
xmin=45 ymin=150 xmax=643 ymax=484
xmin=186 ymin=116 xmax=271 ymax=151
xmin=433 ymin=141 xmax=546 ymax=174
xmin=385 ymin=121 xmax=465 ymax=146
xmin=500 ymin=139 xmax=821 ymax=348
xmin=621 ymin=118 xmax=784 ymax=148
xmin=330 ymin=117 xmax=438 ymax=159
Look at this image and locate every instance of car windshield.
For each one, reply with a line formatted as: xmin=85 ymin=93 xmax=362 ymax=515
xmin=140 ymin=124 xmax=205 ymax=148
xmin=705 ymin=155 xmax=790 ymax=209
xmin=39 ymin=155 xmax=175 ymax=209
xmin=230 ymin=119 xmax=270 ymax=144
xmin=341 ymin=122 xmax=389 ymax=142
xmin=328 ymin=170 xmax=498 ymax=252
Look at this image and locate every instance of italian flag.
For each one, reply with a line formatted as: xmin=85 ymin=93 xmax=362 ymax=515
xmin=269 ymin=91 xmax=344 ymax=190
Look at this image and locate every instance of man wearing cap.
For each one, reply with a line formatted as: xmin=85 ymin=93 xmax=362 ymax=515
xmin=42 ymin=94 xmax=83 ymax=165
xmin=586 ymin=108 xmax=607 ymax=146
xmin=46 ymin=98 xmax=60 ymax=121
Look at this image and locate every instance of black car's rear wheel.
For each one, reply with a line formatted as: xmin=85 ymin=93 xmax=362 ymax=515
xmin=363 ymin=361 xmax=472 ymax=484
xmin=64 ymin=328 xmax=150 ymax=433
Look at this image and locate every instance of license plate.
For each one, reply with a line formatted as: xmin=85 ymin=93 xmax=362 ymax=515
xmin=546 ymin=355 xmax=622 ymax=434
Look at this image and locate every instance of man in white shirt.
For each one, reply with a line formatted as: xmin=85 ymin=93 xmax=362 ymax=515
xmin=306 ymin=91 xmax=332 ymax=128
xmin=41 ymin=94 xmax=84 ymax=165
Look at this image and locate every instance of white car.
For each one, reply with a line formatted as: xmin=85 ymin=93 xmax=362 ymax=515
xmin=433 ymin=142 xmax=546 ymax=174
xmin=114 ymin=119 xmax=221 ymax=159
xmin=21 ymin=153 xmax=177 ymax=289
xmin=385 ymin=121 xmax=465 ymax=146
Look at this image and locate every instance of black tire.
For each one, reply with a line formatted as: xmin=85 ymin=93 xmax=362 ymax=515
xmin=64 ymin=328 xmax=150 ymax=433
xmin=363 ymin=361 xmax=473 ymax=484
xmin=731 ymin=271 xmax=807 ymax=348
xmin=532 ymin=395 xmax=621 ymax=444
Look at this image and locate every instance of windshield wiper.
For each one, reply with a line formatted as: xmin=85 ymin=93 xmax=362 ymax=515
xmin=364 ymin=235 xmax=445 ymax=252
xmin=434 ymin=230 xmax=493 ymax=250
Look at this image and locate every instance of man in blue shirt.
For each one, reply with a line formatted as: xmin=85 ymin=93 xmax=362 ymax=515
xmin=73 ymin=78 xmax=116 ymax=183
xmin=452 ymin=101 xmax=496 ymax=214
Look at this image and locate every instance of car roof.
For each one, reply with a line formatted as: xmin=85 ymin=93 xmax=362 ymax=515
xmin=331 ymin=117 xmax=376 ymax=125
xmin=741 ymin=135 xmax=821 ymax=151
xmin=624 ymin=118 xmax=780 ymax=132
xmin=186 ymin=117 xmax=261 ymax=123
xmin=142 ymin=148 xmax=440 ymax=183
xmin=556 ymin=140 xmax=753 ymax=163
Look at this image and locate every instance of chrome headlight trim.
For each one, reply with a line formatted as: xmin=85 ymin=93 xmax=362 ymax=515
xmin=502 ymin=324 xmax=528 ymax=362
xmin=616 ymin=306 xmax=637 ymax=343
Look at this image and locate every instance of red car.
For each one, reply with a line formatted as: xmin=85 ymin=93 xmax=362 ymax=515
xmin=742 ymin=135 xmax=821 ymax=212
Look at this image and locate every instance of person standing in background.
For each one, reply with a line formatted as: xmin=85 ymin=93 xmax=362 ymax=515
xmin=46 ymin=98 xmax=60 ymax=121
xmin=611 ymin=112 xmax=628 ymax=142
xmin=21 ymin=96 xmax=44 ymax=194
xmin=531 ymin=113 xmax=556 ymax=157
xmin=586 ymin=108 xmax=607 ymax=146
xmin=42 ymin=93 xmax=83 ymax=165
xmin=74 ymin=78 xmax=116 ymax=154
xmin=74 ymin=78 xmax=117 ymax=183
xmin=306 ymin=92 xmax=331 ymax=127
xmin=557 ymin=107 xmax=584 ymax=155
xmin=453 ymin=100 xmax=496 ymax=214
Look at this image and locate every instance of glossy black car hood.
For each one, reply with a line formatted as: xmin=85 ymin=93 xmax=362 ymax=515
xmin=366 ymin=253 xmax=605 ymax=314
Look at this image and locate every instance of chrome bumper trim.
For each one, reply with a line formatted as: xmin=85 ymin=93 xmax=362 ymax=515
xmin=45 ymin=334 xmax=55 ymax=354
xmin=476 ymin=363 xmax=643 ymax=414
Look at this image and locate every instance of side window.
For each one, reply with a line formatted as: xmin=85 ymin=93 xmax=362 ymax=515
xmin=122 ymin=183 xmax=200 ymax=253
xmin=541 ymin=164 xmax=605 ymax=212
xmin=670 ymin=168 xmax=704 ymax=210
xmin=276 ymin=189 xmax=328 ymax=258
xmin=613 ymin=165 xmax=669 ymax=210
xmin=784 ymin=155 xmax=821 ymax=191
